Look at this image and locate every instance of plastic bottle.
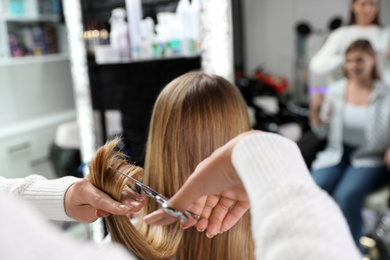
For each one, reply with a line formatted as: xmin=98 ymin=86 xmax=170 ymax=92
xmin=109 ymin=8 xmax=131 ymax=59
xmin=176 ymin=0 xmax=191 ymax=55
xmin=139 ymin=17 xmax=155 ymax=59
xmin=189 ymin=0 xmax=201 ymax=54
xmin=156 ymin=12 xmax=178 ymax=57
xmin=125 ymin=0 xmax=143 ymax=60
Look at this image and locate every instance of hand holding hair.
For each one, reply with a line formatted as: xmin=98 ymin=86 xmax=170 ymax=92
xmin=144 ymin=130 xmax=260 ymax=238
xmin=84 ymin=72 xmax=255 ymax=259
xmin=64 ymin=177 xmax=145 ymax=223
xmin=385 ymin=148 xmax=390 ymax=169
xmin=309 ymin=92 xmax=324 ymax=126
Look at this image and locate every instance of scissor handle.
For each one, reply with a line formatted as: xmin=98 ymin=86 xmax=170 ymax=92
xmin=155 ymin=194 xmax=168 ymax=206
xmin=161 ymin=203 xmax=189 ymax=223
xmin=155 ymin=195 xmax=201 ymax=223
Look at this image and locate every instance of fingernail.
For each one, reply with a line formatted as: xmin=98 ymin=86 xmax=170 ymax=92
xmin=197 ymin=227 xmax=205 ymax=232
xmin=143 ymin=214 xmax=152 ymax=222
xmin=119 ymin=204 xmax=130 ymax=210
xmin=95 ymin=210 xmax=102 ymax=218
xmin=130 ymin=201 xmax=141 ymax=207
xmin=136 ymin=195 xmax=145 ymax=201
xmin=206 ymin=232 xmax=213 ymax=238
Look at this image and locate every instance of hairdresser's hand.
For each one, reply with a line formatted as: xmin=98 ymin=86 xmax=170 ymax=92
xmin=144 ymin=130 xmax=261 ymax=238
xmin=64 ymin=177 xmax=145 ymax=223
xmin=309 ymin=91 xmax=324 ymax=126
xmin=385 ymin=148 xmax=390 ymax=169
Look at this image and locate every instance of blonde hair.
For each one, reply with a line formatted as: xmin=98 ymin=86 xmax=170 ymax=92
xmin=89 ymin=71 xmax=254 ymax=259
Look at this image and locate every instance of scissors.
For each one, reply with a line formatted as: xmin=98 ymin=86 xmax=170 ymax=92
xmin=109 ymin=166 xmax=200 ymax=223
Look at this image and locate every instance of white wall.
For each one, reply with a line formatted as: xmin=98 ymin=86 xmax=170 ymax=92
xmin=0 ymin=60 xmax=75 ymax=125
xmin=242 ymin=0 xmax=389 ymax=93
xmin=382 ymin=0 xmax=390 ymax=25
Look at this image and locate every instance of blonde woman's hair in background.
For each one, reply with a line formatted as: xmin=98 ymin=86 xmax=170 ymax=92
xmin=89 ymin=71 xmax=254 ymax=259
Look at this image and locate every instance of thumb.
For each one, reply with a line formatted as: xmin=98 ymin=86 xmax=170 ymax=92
xmin=143 ymin=209 xmax=177 ymax=225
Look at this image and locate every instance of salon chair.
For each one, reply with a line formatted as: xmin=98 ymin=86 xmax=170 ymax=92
xmin=361 ymin=181 xmax=390 ymax=260
xmin=49 ymin=120 xmax=83 ymax=178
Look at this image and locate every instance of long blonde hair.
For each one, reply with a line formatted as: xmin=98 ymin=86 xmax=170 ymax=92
xmin=89 ymin=71 xmax=254 ymax=259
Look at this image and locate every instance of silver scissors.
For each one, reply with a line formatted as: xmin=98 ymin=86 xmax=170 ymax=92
xmin=109 ymin=166 xmax=200 ymax=223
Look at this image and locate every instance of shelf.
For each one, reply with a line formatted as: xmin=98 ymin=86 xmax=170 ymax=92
xmin=0 ymin=14 xmax=61 ymax=22
xmin=92 ymin=54 xmax=201 ymax=66
xmin=0 ymin=109 xmax=76 ymax=140
xmin=0 ymin=53 xmax=69 ymax=66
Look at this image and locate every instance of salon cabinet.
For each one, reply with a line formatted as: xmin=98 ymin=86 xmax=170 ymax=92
xmin=81 ymin=0 xmax=202 ymax=165
xmin=0 ymin=60 xmax=75 ymax=178
xmin=89 ymin=56 xmax=201 ymax=165
xmin=0 ymin=0 xmax=68 ymax=61
xmin=0 ymin=1 xmax=76 ymax=179
xmin=0 ymin=109 xmax=76 ymax=179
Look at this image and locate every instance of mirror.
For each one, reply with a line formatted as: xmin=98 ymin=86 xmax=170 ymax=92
xmin=241 ymin=0 xmax=390 ymax=99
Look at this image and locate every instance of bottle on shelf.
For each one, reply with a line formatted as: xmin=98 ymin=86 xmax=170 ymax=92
xmin=5 ymin=0 xmax=62 ymax=17
xmin=109 ymin=8 xmax=131 ymax=60
xmin=125 ymin=0 xmax=142 ymax=60
xmin=139 ymin=17 xmax=155 ymax=59
xmin=7 ymin=23 xmax=58 ymax=57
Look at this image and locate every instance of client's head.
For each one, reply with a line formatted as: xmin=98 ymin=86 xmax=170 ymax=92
xmin=144 ymin=71 xmax=251 ymax=197
xmin=89 ymin=71 xmax=253 ymax=260
xmin=344 ymin=39 xmax=380 ymax=81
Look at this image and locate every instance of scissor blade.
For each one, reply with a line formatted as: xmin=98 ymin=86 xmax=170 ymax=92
xmin=109 ymin=166 xmax=140 ymax=183
xmin=109 ymin=166 xmax=159 ymax=197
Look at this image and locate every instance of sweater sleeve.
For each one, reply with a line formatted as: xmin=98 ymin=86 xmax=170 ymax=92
xmin=309 ymin=80 xmax=340 ymax=139
xmin=0 ymin=191 xmax=135 ymax=260
xmin=0 ymin=175 xmax=79 ymax=221
xmin=231 ymin=133 xmax=361 ymax=260
xmin=310 ymin=95 xmax=332 ymax=139
xmin=309 ymin=29 xmax=344 ymax=76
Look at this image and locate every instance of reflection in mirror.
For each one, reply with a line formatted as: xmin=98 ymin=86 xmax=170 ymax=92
xmin=238 ymin=1 xmax=389 ymax=258
xmin=242 ymin=0 xmax=389 ymax=100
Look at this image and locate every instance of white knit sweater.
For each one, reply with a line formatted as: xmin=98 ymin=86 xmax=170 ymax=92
xmin=232 ymin=133 xmax=361 ymax=259
xmin=0 ymin=133 xmax=361 ymax=259
xmin=0 ymin=175 xmax=78 ymax=221
xmin=309 ymin=25 xmax=390 ymax=85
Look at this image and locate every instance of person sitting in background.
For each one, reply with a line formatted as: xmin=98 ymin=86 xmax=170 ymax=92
xmin=88 ymin=71 xmax=255 ymax=260
xmin=310 ymin=39 xmax=390 ymax=250
xmin=309 ymin=0 xmax=390 ymax=86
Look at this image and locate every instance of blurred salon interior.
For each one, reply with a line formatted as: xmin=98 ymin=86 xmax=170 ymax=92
xmin=0 ymin=0 xmax=389 ymax=259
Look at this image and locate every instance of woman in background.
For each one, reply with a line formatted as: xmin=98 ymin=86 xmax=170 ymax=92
xmin=309 ymin=0 xmax=390 ymax=86
xmin=310 ymin=39 xmax=390 ymax=250
xmin=89 ymin=71 xmax=254 ymax=260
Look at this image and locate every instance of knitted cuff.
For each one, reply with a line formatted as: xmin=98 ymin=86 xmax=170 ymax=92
xmin=231 ymin=133 xmax=313 ymax=204
xmin=23 ymin=176 xmax=80 ymax=221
